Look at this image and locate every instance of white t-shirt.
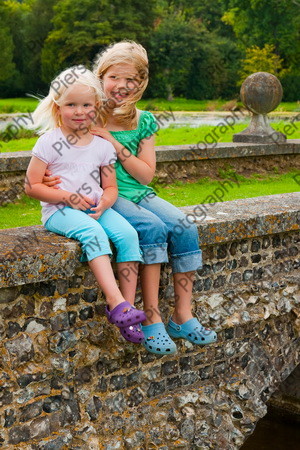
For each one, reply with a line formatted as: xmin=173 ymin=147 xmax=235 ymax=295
xmin=31 ymin=128 xmax=117 ymax=225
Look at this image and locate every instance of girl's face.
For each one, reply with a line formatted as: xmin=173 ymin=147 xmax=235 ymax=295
xmin=102 ymin=63 xmax=140 ymax=105
xmin=58 ymin=84 xmax=97 ymax=134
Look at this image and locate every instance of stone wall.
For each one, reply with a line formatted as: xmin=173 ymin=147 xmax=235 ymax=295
xmin=1 ymin=140 xmax=300 ymax=205
xmin=0 ymin=193 xmax=299 ymax=449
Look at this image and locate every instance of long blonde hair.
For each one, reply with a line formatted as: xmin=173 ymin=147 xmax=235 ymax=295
xmin=31 ymin=65 xmax=103 ymax=134
xmin=93 ymin=41 xmax=149 ymax=128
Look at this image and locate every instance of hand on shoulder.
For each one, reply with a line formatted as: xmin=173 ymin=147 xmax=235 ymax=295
xmin=90 ymin=127 xmax=115 ymax=144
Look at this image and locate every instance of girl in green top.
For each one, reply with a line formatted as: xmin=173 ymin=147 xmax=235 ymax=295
xmin=92 ymin=41 xmax=217 ymax=354
xmin=45 ymin=41 xmax=217 ymax=354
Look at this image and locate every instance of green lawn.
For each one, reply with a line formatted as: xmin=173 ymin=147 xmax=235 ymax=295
xmin=155 ymin=121 xmax=300 ymax=146
xmin=0 ymin=137 xmax=38 ymax=152
xmin=1 ymin=121 xmax=300 ymax=153
xmin=0 ymin=196 xmax=41 ymax=229
xmin=1 ymin=171 xmax=298 ymax=229
xmin=152 ymin=171 xmax=300 ymax=206
xmin=139 ymin=98 xmax=300 ymax=113
xmin=0 ymin=97 xmax=39 ymax=113
xmin=1 ymin=97 xmax=300 ymax=114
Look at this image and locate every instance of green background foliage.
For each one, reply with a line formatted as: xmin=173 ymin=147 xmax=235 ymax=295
xmin=0 ymin=0 xmax=299 ymax=100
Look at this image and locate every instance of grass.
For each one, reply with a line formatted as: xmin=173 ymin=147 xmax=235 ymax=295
xmin=155 ymin=121 xmax=300 ymax=146
xmin=0 ymin=97 xmax=300 ymax=114
xmin=0 ymin=196 xmax=41 ymax=229
xmin=1 ymin=171 xmax=298 ymax=229
xmin=0 ymin=98 xmax=39 ymax=113
xmin=138 ymin=98 xmax=228 ymax=112
xmin=1 ymin=121 xmax=300 ymax=153
xmin=0 ymin=137 xmax=38 ymax=152
xmin=151 ymin=171 xmax=300 ymax=206
xmin=139 ymin=98 xmax=300 ymax=112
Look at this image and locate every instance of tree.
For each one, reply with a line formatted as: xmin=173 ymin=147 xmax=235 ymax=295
xmin=148 ymin=10 xmax=205 ymax=100
xmin=147 ymin=5 xmax=241 ymax=100
xmin=238 ymin=44 xmax=287 ymax=85
xmin=222 ymin=0 xmax=300 ymax=67
xmin=0 ymin=2 xmax=15 ymax=82
xmin=41 ymin=0 xmax=156 ymax=83
xmin=0 ymin=0 xmax=29 ymax=96
xmin=165 ymin=0 xmax=233 ymax=36
xmin=22 ymin=0 xmax=59 ymax=94
xmin=222 ymin=0 xmax=300 ymax=99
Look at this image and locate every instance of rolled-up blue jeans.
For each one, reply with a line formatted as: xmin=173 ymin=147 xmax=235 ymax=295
xmin=112 ymin=194 xmax=202 ymax=273
xmin=45 ymin=206 xmax=143 ymax=263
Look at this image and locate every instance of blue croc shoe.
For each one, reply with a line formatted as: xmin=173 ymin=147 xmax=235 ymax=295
xmin=141 ymin=322 xmax=177 ymax=355
xmin=166 ymin=318 xmax=217 ymax=345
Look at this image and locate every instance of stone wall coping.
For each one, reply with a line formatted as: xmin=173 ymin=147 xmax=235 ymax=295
xmin=181 ymin=192 xmax=300 ymax=245
xmin=155 ymin=139 xmax=300 ymax=162
xmin=1 ymin=139 xmax=300 ymax=171
xmin=0 ymin=193 xmax=299 ymax=288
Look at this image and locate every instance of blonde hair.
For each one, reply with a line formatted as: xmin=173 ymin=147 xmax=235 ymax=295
xmin=93 ymin=40 xmax=149 ymax=127
xmin=31 ymin=65 xmax=103 ymax=134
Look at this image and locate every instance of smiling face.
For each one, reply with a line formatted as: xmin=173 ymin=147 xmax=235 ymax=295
xmin=57 ymin=84 xmax=98 ymax=135
xmin=102 ymin=63 xmax=140 ymax=105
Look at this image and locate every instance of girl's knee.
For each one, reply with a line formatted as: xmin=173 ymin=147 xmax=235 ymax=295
xmin=172 ymin=220 xmax=199 ymax=240
xmin=147 ymin=217 xmax=168 ymax=243
xmin=125 ymin=226 xmax=139 ymax=244
xmin=114 ymin=224 xmax=139 ymax=246
xmin=76 ymin=221 xmax=107 ymax=245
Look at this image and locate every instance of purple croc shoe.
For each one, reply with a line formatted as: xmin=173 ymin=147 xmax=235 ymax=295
xmin=106 ymin=301 xmax=146 ymax=327
xmin=119 ymin=323 xmax=145 ymax=344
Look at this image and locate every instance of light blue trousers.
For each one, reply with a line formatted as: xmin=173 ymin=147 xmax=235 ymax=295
xmin=45 ymin=206 xmax=143 ymax=263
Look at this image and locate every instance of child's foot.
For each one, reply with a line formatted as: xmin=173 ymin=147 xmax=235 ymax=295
xmin=106 ymin=301 xmax=146 ymax=327
xmin=119 ymin=323 xmax=145 ymax=344
xmin=141 ymin=322 xmax=177 ymax=355
xmin=166 ymin=317 xmax=217 ymax=345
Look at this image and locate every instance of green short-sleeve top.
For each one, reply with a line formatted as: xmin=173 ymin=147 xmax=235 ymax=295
xmin=110 ymin=110 xmax=158 ymax=203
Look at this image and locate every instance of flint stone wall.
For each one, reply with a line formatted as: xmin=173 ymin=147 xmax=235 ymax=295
xmin=0 ymin=193 xmax=299 ymax=449
xmin=0 ymin=140 xmax=300 ymax=205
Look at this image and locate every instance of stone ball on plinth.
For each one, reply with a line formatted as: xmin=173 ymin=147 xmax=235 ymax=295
xmin=240 ymin=72 xmax=283 ymax=115
xmin=233 ymin=71 xmax=286 ymax=143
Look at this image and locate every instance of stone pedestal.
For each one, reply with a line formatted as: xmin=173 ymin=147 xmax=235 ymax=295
xmin=233 ymin=72 xmax=286 ymax=144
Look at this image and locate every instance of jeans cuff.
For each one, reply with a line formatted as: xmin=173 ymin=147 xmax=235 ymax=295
xmin=171 ymin=250 xmax=202 ymax=273
xmin=140 ymin=243 xmax=169 ymax=265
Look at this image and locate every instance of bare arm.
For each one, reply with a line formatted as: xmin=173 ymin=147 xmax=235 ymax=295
xmin=25 ymin=156 xmax=94 ymax=210
xmin=42 ymin=168 xmax=61 ymax=188
xmin=90 ymin=127 xmax=156 ymax=185
xmin=88 ymin=164 xmax=118 ymax=220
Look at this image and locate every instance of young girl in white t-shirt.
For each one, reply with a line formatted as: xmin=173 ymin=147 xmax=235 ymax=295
xmin=25 ymin=66 xmax=146 ymax=344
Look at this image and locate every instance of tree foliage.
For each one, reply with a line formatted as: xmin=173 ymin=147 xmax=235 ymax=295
xmin=148 ymin=10 xmax=207 ymax=99
xmin=0 ymin=2 xmax=15 ymax=82
xmin=222 ymin=0 xmax=300 ymax=99
xmin=41 ymin=0 xmax=156 ymax=82
xmin=222 ymin=0 xmax=300 ymax=62
xmin=239 ymin=44 xmax=287 ymax=85
xmin=1 ymin=0 xmax=299 ymax=100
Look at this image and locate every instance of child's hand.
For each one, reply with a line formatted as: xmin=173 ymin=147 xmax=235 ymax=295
xmin=43 ymin=169 xmax=61 ymax=189
xmin=90 ymin=127 xmax=116 ymax=145
xmin=88 ymin=198 xmax=107 ymax=220
xmin=65 ymin=193 xmax=94 ymax=211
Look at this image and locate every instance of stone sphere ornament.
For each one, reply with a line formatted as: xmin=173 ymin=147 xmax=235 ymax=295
xmin=233 ymin=72 xmax=286 ymax=144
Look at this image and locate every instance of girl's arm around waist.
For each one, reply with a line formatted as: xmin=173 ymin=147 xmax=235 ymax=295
xmin=91 ymin=127 xmax=155 ymax=185
xmin=25 ymin=156 xmax=94 ymax=211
